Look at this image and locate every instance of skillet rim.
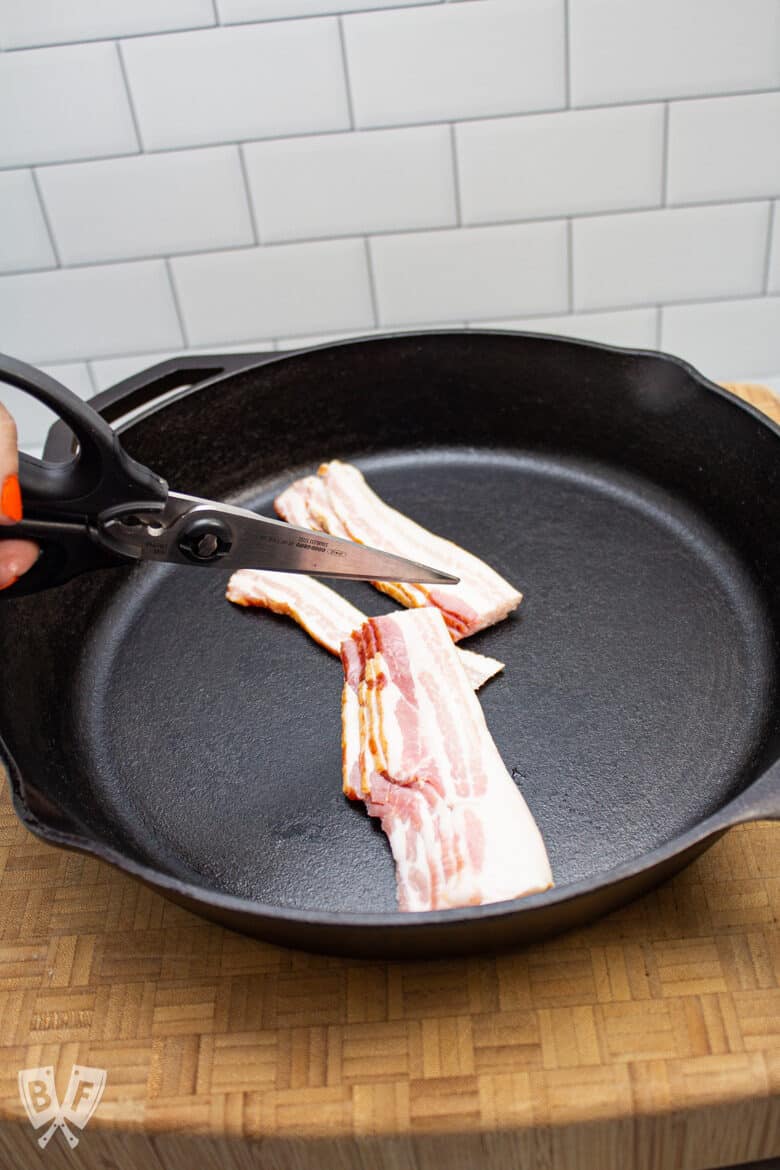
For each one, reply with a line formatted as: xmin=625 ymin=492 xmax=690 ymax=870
xmin=2 ymin=329 xmax=779 ymax=932
xmin=78 ymin=327 xmax=780 ymax=445
xmin=3 ymin=741 xmax=778 ymax=929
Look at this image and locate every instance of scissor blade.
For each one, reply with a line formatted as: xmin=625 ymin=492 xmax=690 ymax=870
xmin=225 ymin=508 xmax=458 ymax=583
xmin=104 ymin=493 xmax=459 ymax=585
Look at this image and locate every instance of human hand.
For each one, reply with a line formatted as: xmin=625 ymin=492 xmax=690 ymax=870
xmin=0 ymin=402 xmax=39 ymax=589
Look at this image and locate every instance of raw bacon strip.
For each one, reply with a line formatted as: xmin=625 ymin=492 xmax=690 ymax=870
xmin=276 ymin=475 xmax=425 ymax=613
xmin=341 ymin=608 xmax=553 ymax=911
xmin=275 ymin=461 xmax=522 ymax=640
xmin=226 ymin=568 xmax=503 ymax=690
xmin=227 ymin=569 xmax=365 ymax=656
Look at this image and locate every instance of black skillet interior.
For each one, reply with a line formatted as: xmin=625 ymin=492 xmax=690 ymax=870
xmin=0 ymin=332 xmax=778 ymax=953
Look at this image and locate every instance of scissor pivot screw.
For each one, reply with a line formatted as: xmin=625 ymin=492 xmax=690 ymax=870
xmin=179 ymin=517 xmax=232 ymax=563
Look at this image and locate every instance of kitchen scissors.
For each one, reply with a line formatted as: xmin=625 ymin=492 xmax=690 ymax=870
xmin=0 ymin=353 xmax=458 ymax=599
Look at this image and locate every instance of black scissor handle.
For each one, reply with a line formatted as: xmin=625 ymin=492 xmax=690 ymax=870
xmin=0 ymin=353 xmax=169 ymax=599
xmin=0 ymin=352 xmax=167 ymax=515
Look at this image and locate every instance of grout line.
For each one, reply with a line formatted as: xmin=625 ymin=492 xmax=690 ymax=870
xmin=191 ymin=191 xmax=765 ymax=235
xmin=461 ymin=288 xmax=780 ymax=324
xmin=660 ymin=102 xmax=670 ymax=205
xmin=211 ymin=0 xmax=220 ymax=25
xmin=449 ymin=124 xmax=462 ymax=226
xmin=578 ymin=287 xmax=780 ymax=314
xmin=3 ymin=85 xmax=780 ymax=172
xmin=115 ymin=41 xmax=145 ymax=152
xmin=562 ymin=0 xmax=571 ymax=108
xmin=85 ymin=362 xmax=99 ymax=395
xmin=29 ymin=168 xmax=62 ymax=267
xmin=217 ymin=1 xmax=444 ymax=26
xmin=565 ymin=219 xmax=574 ymax=311
xmin=364 ymin=238 xmax=380 ymax=327
xmin=655 ymin=305 xmax=663 ymax=349
xmin=237 ymin=144 xmax=260 ymax=245
xmin=0 ymin=147 xmax=173 ymax=175
xmin=89 ymin=331 xmax=357 ymax=365
xmin=762 ymin=201 xmax=776 ymax=294
xmin=0 ymin=195 xmax=776 ymax=280
xmin=165 ymin=258 xmax=189 ymax=347
xmin=337 ymin=17 xmax=356 ymax=131
xmin=33 ymin=290 xmax=780 ymax=374
xmin=0 ymin=246 xmax=256 ymax=279
xmin=1 ymin=23 xmax=217 ymax=54
xmin=1 ymin=2 xmax=442 ymax=46
xmin=86 ymin=340 xmax=276 ymax=370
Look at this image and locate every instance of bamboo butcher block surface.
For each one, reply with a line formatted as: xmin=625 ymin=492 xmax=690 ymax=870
xmin=0 ymin=382 xmax=777 ymax=1170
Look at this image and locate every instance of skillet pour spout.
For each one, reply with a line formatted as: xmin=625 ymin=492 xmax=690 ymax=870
xmin=0 ymin=333 xmax=778 ymax=958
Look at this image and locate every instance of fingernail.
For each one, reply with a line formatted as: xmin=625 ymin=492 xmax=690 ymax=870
xmin=1 ymin=475 xmax=22 ymax=523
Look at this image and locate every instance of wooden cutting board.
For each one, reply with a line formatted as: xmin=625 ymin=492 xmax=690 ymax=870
xmin=0 ymin=382 xmax=777 ymax=1170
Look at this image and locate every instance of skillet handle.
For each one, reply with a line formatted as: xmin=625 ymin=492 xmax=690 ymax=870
xmin=43 ymin=352 xmax=279 ymax=461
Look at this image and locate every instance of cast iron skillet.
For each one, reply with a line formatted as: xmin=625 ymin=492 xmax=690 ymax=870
xmin=0 ymin=332 xmax=778 ymax=958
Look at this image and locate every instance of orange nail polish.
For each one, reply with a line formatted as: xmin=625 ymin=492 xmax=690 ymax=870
xmin=1 ymin=475 xmax=22 ymax=523
xmin=0 ymin=576 xmax=18 ymax=591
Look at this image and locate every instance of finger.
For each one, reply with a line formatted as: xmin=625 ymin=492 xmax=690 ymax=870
xmin=0 ymin=401 xmax=23 ymax=524
xmin=0 ymin=401 xmax=38 ymax=588
xmin=0 ymin=538 xmax=39 ymax=590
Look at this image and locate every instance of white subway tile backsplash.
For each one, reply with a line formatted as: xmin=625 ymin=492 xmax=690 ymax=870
xmin=569 ymin=0 xmax=780 ymax=107
xmin=660 ymin=295 xmax=780 ymax=379
xmin=573 ymin=203 xmax=770 ymax=311
xmin=37 ymin=147 xmax=254 ymax=264
xmin=88 ymin=351 xmax=183 ymax=392
xmin=0 ymin=261 xmax=183 ymax=364
xmin=217 ymin=0 xmax=440 ymax=22
xmin=0 ymin=42 xmax=138 ymax=168
xmin=121 ymin=21 xmax=350 ymax=151
xmin=275 ymin=325 xmax=472 ymax=352
xmin=244 ymin=127 xmax=456 ymax=243
xmin=171 ymin=239 xmax=374 ymax=344
xmin=0 ymin=362 xmax=93 ymax=453
xmin=473 ymin=308 xmax=658 ymax=350
xmin=40 ymin=362 xmax=95 ymax=399
xmin=0 ymin=171 xmax=56 ymax=273
xmin=457 ymin=104 xmax=664 ymax=225
xmin=344 ymin=1 xmax=565 ymax=128
xmin=0 ymin=0 xmax=215 ymax=50
xmin=0 ymin=385 xmax=51 ymax=453
xmin=1 ymin=0 xmax=779 ymax=456
xmin=189 ymin=340 xmax=277 ymax=356
xmin=370 ymin=221 xmax=568 ymax=326
xmin=274 ymin=326 xmax=398 ymax=349
xmin=668 ymin=93 xmax=780 ymax=206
